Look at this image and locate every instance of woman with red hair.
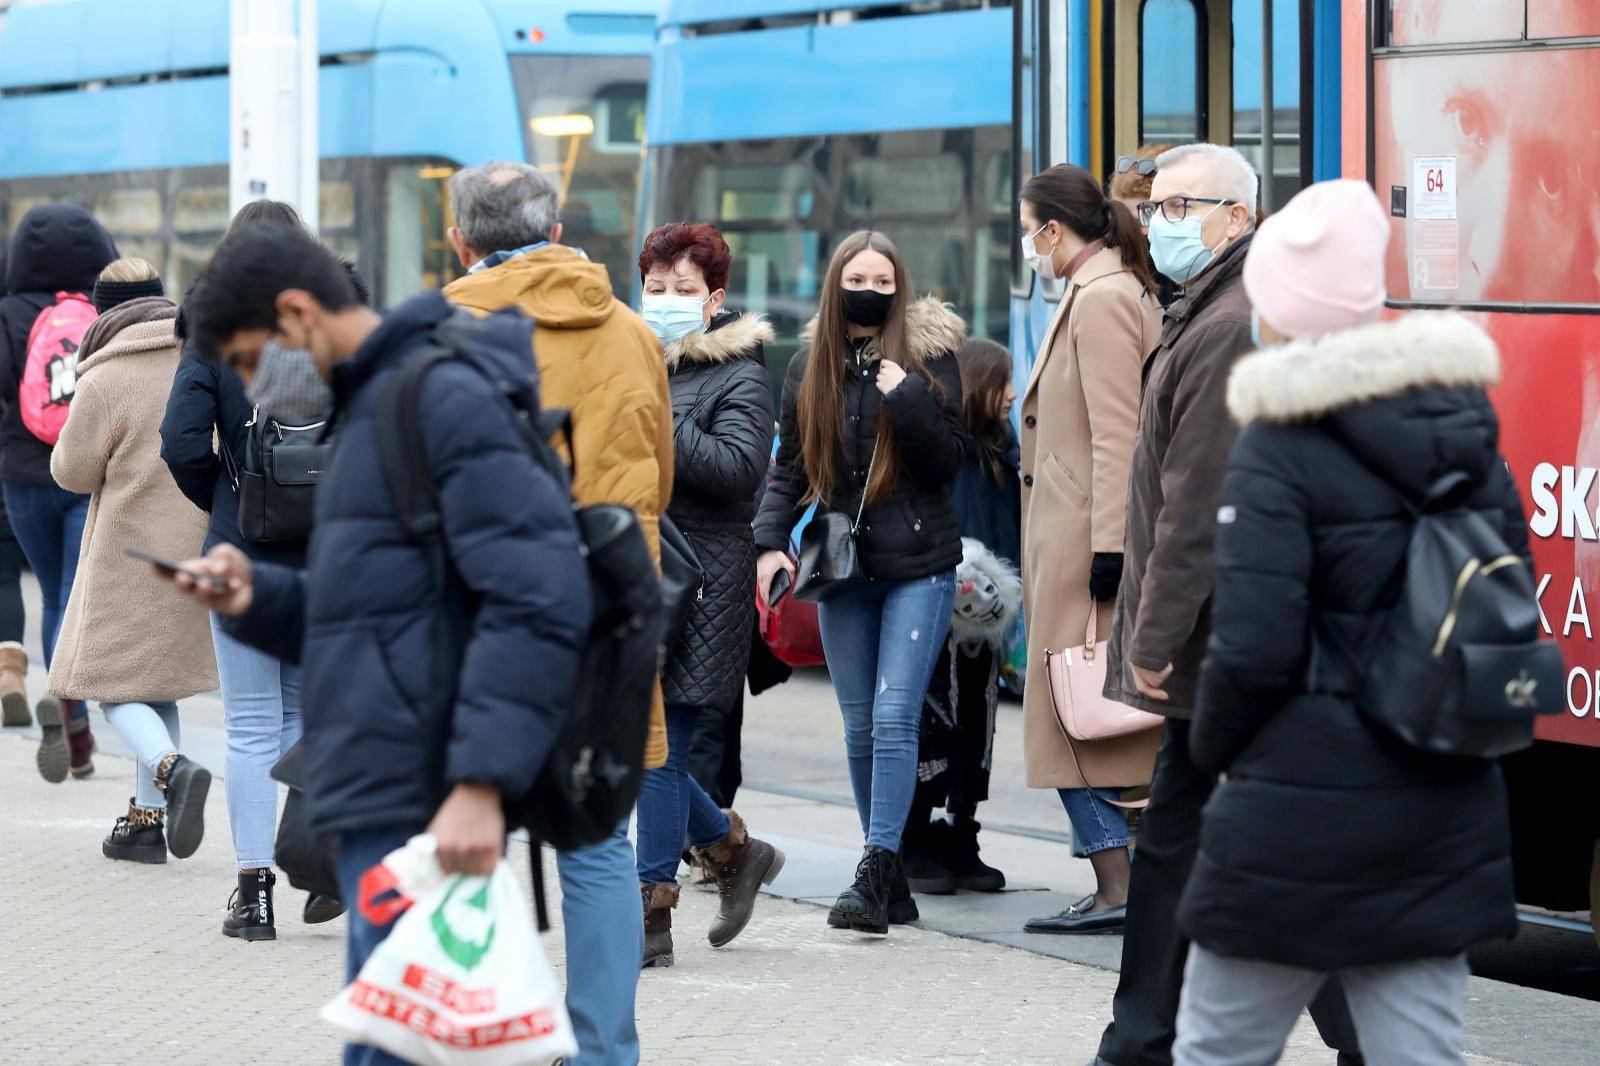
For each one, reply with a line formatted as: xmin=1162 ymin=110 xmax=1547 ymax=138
xmin=634 ymin=221 xmax=783 ymax=969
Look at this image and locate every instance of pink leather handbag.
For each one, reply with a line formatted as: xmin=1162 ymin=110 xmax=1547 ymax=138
xmin=1043 ymin=607 xmax=1163 ymax=808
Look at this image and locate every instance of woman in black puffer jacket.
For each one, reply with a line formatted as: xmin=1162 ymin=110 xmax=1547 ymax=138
xmin=754 ymin=229 xmax=968 ymax=935
xmin=633 ymin=223 xmax=784 ymax=969
xmin=1174 ymin=181 xmax=1523 ymax=1064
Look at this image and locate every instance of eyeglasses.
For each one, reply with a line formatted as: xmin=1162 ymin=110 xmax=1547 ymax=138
xmin=1135 ymin=196 xmax=1235 ymax=227
xmin=1116 ymin=156 xmax=1158 ymax=177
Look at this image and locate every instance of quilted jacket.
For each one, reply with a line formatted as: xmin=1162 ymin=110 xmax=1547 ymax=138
xmin=661 ymin=312 xmax=776 ymax=713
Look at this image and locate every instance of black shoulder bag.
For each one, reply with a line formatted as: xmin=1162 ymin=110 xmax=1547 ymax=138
xmin=223 ymin=406 xmax=330 ymax=543
xmin=793 ymin=438 xmax=878 ymax=602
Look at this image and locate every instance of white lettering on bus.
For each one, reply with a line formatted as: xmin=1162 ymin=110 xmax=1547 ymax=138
xmin=1566 ymin=667 xmax=1594 ymax=719
xmin=1565 ymin=577 xmax=1593 ymax=639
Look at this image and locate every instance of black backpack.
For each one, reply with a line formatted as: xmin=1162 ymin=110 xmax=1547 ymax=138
xmin=1323 ymin=469 xmax=1563 ymax=759
xmin=221 ymin=407 xmax=330 ymax=543
xmin=373 ymin=318 xmax=662 ymax=875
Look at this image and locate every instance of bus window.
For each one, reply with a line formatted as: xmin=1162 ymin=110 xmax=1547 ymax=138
xmin=1374 ymin=41 xmax=1600 ymax=307
xmin=1232 ymin=0 xmax=1303 ymax=212
xmin=511 ymin=54 xmax=649 ymax=300
xmin=1386 ymin=0 xmax=1524 ymax=47
xmin=1140 ymin=0 xmax=1203 ymax=145
xmin=382 ymin=161 xmax=460 ymax=306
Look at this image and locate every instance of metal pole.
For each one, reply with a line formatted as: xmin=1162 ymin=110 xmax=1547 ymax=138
xmin=298 ymin=0 xmax=319 ymax=232
xmin=1261 ymin=0 xmax=1275 ymax=212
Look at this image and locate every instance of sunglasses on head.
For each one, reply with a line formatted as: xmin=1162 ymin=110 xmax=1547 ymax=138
xmin=1116 ymin=156 xmax=1158 ymax=177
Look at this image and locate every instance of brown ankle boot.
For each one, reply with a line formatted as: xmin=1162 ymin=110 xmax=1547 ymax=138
xmin=641 ymin=882 xmax=679 ymax=969
xmin=694 ymin=810 xmax=785 ymax=949
xmin=0 ymin=643 xmax=28 ymax=727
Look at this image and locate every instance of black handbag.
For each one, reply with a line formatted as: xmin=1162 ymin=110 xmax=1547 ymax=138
xmin=658 ymin=514 xmax=704 ymax=651
xmin=794 ymin=440 xmax=877 ymax=602
xmin=223 ymin=406 xmax=329 ymax=543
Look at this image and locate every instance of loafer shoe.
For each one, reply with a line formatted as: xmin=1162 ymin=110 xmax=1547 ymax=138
xmin=1024 ymin=894 xmax=1127 ymax=934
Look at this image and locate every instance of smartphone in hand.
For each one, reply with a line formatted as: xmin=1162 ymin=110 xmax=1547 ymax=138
xmin=124 ymin=547 xmax=228 ymax=592
xmin=767 ymin=567 xmax=794 ymax=607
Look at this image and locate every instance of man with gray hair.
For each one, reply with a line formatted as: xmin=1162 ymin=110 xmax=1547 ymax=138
xmin=1091 ymin=144 xmax=1363 ymax=1066
xmin=444 ymin=161 xmax=673 ymax=1066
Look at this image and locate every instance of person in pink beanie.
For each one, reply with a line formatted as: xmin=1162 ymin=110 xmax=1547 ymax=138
xmin=1243 ymin=178 xmax=1390 ymax=346
xmin=1170 ymin=178 xmax=1526 ymax=1064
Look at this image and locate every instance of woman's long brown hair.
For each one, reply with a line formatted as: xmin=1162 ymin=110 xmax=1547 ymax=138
xmin=797 ymin=230 xmax=930 ymax=506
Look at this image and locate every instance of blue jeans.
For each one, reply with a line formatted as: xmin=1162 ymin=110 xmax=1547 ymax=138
xmin=101 ymin=701 xmax=180 ymax=809
xmin=558 ymin=818 xmax=643 ymax=1065
xmin=6 ymin=481 xmax=88 ymax=722
xmin=817 ymin=571 xmax=956 ymax=851
xmin=212 ymin=614 xmax=303 ymax=870
xmin=337 ymin=826 xmax=416 ymax=1066
xmin=636 ymin=705 xmax=731 ymax=884
xmin=1058 ymin=787 xmax=1134 ymax=855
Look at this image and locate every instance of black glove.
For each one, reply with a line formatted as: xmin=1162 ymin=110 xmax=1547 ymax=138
xmin=1090 ymin=552 xmax=1124 ymax=603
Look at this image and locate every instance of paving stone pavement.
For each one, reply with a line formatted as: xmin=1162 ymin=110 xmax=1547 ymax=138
xmin=2 ymin=729 xmax=1395 ymax=1066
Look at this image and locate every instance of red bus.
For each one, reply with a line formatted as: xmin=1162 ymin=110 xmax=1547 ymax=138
xmin=1350 ymin=0 xmax=1600 ymax=940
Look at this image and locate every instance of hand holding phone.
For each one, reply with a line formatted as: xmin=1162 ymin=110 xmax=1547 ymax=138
xmin=125 ymin=547 xmax=228 ymax=591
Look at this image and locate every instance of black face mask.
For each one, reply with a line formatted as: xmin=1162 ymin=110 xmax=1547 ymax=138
xmin=840 ymin=287 xmax=894 ymax=328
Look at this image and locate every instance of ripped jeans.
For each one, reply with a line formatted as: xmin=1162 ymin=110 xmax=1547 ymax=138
xmin=817 ymin=570 xmax=955 ymax=851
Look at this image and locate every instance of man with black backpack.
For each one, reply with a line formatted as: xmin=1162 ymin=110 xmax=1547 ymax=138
xmin=170 ymin=224 xmax=592 ymax=1066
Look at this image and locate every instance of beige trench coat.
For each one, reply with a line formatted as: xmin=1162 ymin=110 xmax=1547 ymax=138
xmin=1019 ymin=247 xmax=1163 ymax=790
xmin=48 ymin=314 xmax=217 ymax=703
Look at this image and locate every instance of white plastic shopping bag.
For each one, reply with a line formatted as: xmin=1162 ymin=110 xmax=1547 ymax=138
xmin=321 ymin=835 xmax=577 ymax=1066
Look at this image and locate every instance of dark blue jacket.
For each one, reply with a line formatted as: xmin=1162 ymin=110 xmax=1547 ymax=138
xmin=225 ymin=292 xmax=591 ymax=836
xmin=160 ymin=344 xmax=306 ymax=567
xmin=951 ymin=422 xmax=1021 ymax=568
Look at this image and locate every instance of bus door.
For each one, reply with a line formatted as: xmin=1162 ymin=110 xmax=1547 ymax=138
xmin=1103 ymin=0 xmax=1324 ymax=210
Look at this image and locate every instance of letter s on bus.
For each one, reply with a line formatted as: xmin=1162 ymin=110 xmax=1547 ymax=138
xmin=1530 ymin=462 xmax=1559 ymax=539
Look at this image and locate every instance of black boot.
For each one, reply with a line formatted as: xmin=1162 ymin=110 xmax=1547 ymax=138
xmin=828 ymin=847 xmax=898 ymax=934
xmin=154 ymin=753 xmax=211 ymax=860
xmin=943 ymin=818 xmax=1006 ymax=892
xmin=902 ymin=818 xmax=958 ymax=895
xmin=102 ymin=799 xmax=167 ymax=864
xmin=223 ymin=868 xmax=277 ymax=942
xmin=887 ymin=848 xmax=920 ymax=925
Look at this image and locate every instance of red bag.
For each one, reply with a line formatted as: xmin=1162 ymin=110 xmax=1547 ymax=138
xmin=758 ymin=583 xmax=826 ymax=668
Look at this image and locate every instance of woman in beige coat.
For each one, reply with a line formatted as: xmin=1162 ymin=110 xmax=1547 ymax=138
xmin=1016 ymin=165 xmax=1163 ymax=934
xmin=50 ymin=259 xmax=217 ymax=867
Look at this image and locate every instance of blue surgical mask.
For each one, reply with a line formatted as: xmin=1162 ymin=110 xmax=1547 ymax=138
xmin=1147 ymin=202 xmax=1228 ymax=285
xmin=1250 ymin=308 xmax=1263 ymax=349
xmin=641 ymin=294 xmax=709 ymax=345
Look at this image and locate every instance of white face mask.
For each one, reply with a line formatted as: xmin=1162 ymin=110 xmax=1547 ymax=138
xmin=1022 ymin=223 xmax=1058 ymax=280
xmin=641 ymin=293 xmax=710 ymax=345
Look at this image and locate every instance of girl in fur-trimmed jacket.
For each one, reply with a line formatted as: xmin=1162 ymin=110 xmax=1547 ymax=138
xmin=634 ymin=222 xmax=784 ymax=970
xmin=904 ymin=339 xmax=1023 ymax=895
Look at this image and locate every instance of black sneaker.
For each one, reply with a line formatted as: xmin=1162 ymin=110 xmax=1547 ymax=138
xmin=102 ymin=800 xmax=167 ymax=864
xmin=154 ymin=754 xmax=211 ymax=860
xmin=223 ymin=868 xmax=277 ymax=942
xmin=828 ymin=847 xmax=896 ymax=934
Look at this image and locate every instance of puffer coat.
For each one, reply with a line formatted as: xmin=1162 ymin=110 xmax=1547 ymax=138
xmin=225 ymin=292 xmax=590 ymax=836
xmin=1179 ymin=313 xmax=1525 ymax=970
xmin=754 ymin=296 xmax=968 ymax=583
xmin=661 ymin=312 xmax=776 ymax=713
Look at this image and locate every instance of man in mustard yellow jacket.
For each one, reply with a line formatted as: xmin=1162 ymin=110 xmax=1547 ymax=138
xmin=443 ymin=162 xmax=671 ymax=1066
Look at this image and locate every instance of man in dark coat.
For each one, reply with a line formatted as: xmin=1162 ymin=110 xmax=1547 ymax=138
xmin=168 ymin=225 xmax=589 ymax=1066
xmin=1093 ymin=145 xmax=1362 ymax=1066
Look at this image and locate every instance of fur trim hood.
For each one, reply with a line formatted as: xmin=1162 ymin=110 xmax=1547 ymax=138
xmin=950 ymin=538 xmax=1023 ymax=650
xmin=1227 ymin=312 xmax=1500 ymax=426
xmin=800 ymin=295 xmax=967 ymax=363
xmin=664 ymin=312 xmax=775 ymax=370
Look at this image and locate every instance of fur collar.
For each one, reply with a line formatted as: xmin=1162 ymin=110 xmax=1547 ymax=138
xmin=800 ymin=295 xmax=966 ymax=362
xmin=664 ymin=313 xmax=775 ymax=370
xmin=1227 ymin=312 xmax=1500 ymax=425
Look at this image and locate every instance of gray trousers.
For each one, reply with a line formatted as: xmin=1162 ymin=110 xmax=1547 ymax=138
xmin=1175 ymin=945 xmax=1469 ymax=1066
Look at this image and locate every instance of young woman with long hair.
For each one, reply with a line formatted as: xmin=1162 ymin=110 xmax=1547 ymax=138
xmin=753 ymin=230 xmax=968 ymax=935
xmin=1016 ymin=163 xmax=1163 ymax=935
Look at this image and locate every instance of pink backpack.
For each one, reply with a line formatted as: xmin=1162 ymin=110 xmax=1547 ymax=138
xmin=20 ymin=291 xmax=97 ymax=445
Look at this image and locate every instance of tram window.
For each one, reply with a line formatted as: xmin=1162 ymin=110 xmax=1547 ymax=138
xmin=1528 ymin=1 xmax=1600 ymax=39
xmin=1232 ymin=0 xmax=1302 ymax=212
xmin=1385 ymin=0 xmax=1524 ymax=47
xmin=1374 ymin=46 xmax=1600 ymax=306
xmin=843 ymin=155 xmax=965 ymax=219
xmin=1141 ymin=0 xmax=1202 ymax=145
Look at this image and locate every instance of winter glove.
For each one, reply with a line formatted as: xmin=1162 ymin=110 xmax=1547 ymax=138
xmin=1090 ymin=552 xmax=1124 ymax=603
